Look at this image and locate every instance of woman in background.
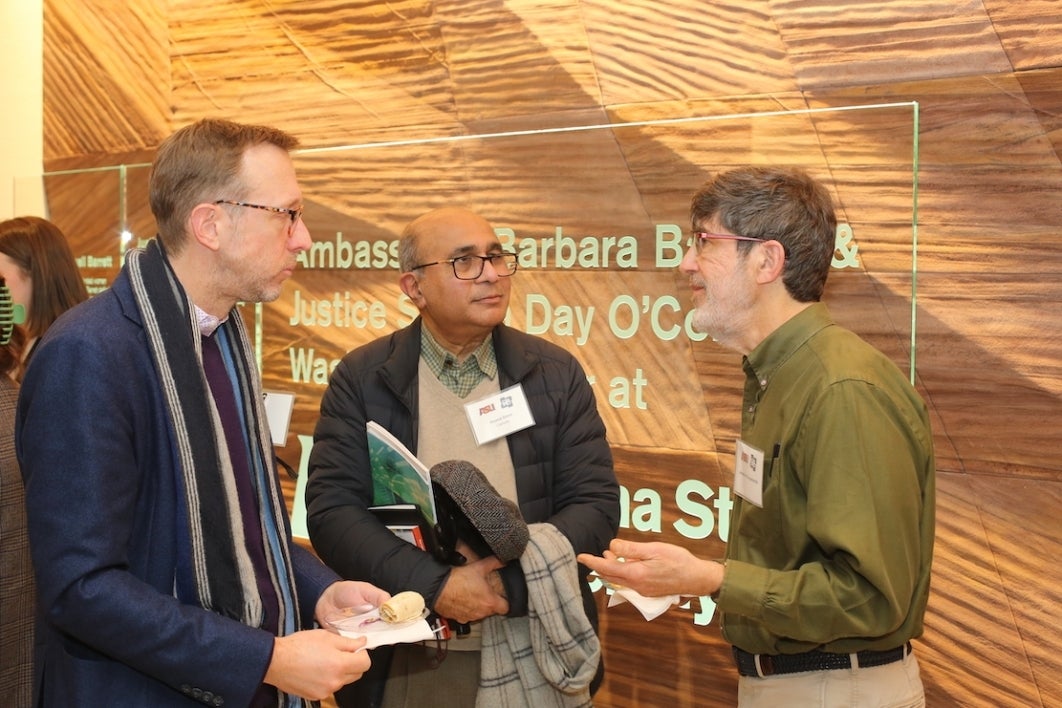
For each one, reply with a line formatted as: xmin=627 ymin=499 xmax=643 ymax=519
xmin=0 ymin=216 xmax=87 ymax=707
xmin=0 ymin=298 xmax=30 ymax=706
xmin=0 ymin=216 xmax=89 ymax=379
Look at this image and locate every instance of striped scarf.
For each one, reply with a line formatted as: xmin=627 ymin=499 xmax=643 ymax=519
xmin=127 ymin=241 xmax=303 ymax=705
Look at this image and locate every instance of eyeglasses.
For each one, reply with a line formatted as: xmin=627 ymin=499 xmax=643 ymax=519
xmin=411 ymin=252 xmax=519 ymax=280
xmin=689 ymin=231 xmax=768 ymax=254
xmin=214 ymin=200 xmax=304 ymax=234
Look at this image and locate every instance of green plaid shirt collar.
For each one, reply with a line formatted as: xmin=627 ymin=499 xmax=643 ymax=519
xmin=420 ymin=327 xmax=498 ymax=398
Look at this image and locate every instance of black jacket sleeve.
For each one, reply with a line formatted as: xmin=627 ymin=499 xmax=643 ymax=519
xmin=305 ymin=334 xmax=454 ymax=608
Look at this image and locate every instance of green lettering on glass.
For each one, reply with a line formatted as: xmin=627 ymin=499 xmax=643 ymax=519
xmin=833 ymin=223 xmax=860 ymax=269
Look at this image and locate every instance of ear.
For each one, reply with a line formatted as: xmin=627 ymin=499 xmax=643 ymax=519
xmin=399 ymin=272 xmax=425 ymax=307
xmin=189 ymin=203 xmax=223 ymax=252
xmin=755 ymin=240 xmax=788 ymax=285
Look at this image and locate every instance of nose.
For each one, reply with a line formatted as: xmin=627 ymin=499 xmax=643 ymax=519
xmin=477 ymin=257 xmax=501 ymax=282
xmin=289 ymin=217 xmax=312 ymax=252
xmin=679 ymin=244 xmax=698 ymax=273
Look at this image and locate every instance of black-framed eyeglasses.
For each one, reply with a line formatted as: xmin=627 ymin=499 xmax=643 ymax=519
xmin=215 ymin=200 xmax=304 ymax=234
xmin=689 ymin=231 xmax=768 ymax=254
xmin=411 ymin=252 xmax=519 ymax=280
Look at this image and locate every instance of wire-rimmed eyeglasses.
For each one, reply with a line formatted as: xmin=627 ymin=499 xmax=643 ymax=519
xmin=215 ymin=200 xmax=304 ymax=234
xmin=411 ymin=252 xmax=519 ymax=280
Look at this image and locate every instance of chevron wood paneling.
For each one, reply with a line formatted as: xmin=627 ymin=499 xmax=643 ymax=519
xmin=39 ymin=1 xmax=1062 ymax=706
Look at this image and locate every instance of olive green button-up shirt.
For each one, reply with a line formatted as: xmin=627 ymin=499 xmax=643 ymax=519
xmin=717 ymin=303 xmax=935 ymax=655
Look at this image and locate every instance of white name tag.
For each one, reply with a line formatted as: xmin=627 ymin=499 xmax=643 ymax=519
xmin=262 ymin=390 xmax=295 ymax=446
xmin=463 ymin=383 xmax=535 ymax=445
xmin=733 ymin=439 xmax=765 ymax=508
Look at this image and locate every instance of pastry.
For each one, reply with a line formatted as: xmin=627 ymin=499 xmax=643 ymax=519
xmin=379 ymin=591 xmax=425 ymax=624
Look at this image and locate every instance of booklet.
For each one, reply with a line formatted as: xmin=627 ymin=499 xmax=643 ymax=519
xmin=367 ymin=421 xmax=438 ymax=526
xmin=365 ymin=428 xmax=456 ymax=641
xmin=368 ymin=503 xmax=429 ymax=548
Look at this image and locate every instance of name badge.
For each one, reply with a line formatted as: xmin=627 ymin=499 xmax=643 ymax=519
xmin=262 ymin=390 xmax=295 ymax=446
xmin=733 ymin=439 xmax=765 ymax=508
xmin=463 ymin=383 xmax=535 ymax=445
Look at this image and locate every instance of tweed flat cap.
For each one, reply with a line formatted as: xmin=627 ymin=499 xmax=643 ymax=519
xmin=430 ymin=459 xmax=529 ymax=563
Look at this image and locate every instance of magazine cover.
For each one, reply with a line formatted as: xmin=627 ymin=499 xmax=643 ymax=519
xmin=367 ymin=421 xmax=438 ymax=525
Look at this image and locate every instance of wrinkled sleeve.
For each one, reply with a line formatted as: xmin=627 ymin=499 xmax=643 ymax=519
xmin=305 ymin=355 xmax=451 ymax=606
xmin=499 ymin=348 xmax=620 ymax=618
xmin=720 ymin=379 xmax=931 ymax=647
xmin=17 ymin=324 xmax=274 ymax=707
xmin=544 ymin=353 xmax=620 ymax=558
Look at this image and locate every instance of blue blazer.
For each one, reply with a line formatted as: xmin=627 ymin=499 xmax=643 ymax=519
xmin=16 ymin=268 xmax=337 ymax=707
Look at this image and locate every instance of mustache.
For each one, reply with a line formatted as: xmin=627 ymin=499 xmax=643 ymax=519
xmin=472 ymin=289 xmax=506 ymax=301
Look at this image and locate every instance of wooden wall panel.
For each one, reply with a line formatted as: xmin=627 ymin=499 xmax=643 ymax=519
xmin=43 ymin=0 xmax=169 ymax=160
xmin=777 ymin=1 xmax=1015 ymax=89
xmin=983 ymin=0 xmax=1062 ymax=69
xmin=170 ymin=1 xmax=459 ymax=146
xmin=1018 ymin=67 xmax=1062 ymax=160
xmin=582 ymin=1 xmax=797 ymax=102
xmin=39 ymin=1 xmax=1062 ymax=706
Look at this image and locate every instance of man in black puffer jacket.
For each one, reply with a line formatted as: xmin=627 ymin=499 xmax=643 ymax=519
xmin=306 ymin=207 xmax=620 ymax=708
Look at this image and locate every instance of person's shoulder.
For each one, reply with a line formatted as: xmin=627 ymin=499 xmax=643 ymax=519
xmin=29 ymin=282 xmax=143 ymax=381
xmin=809 ymin=323 xmax=910 ymax=388
xmin=348 ymin=324 xmax=413 ymax=358
xmin=44 ymin=286 xmax=131 ymax=343
xmin=495 ymin=324 xmax=573 ymax=362
xmin=335 ymin=323 xmax=419 ymax=379
xmin=494 ymin=326 xmax=591 ymax=389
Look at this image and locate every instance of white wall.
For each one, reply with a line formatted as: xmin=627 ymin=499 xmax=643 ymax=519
xmin=1 ymin=0 xmax=45 ymax=219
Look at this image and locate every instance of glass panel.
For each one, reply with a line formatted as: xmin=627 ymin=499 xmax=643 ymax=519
xmin=41 ymin=163 xmax=153 ymax=295
xmin=274 ymin=102 xmax=918 ymax=454
xmin=40 ymin=103 xmax=918 ymax=463
xmin=39 ymin=103 xmax=917 ymax=705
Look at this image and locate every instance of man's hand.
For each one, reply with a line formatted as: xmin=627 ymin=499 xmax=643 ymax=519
xmin=577 ymin=538 xmax=724 ymax=598
xmin=433 ymin=555 xmax=509 ymax=623
xmin=315 ymin=580 xmax=391 ymax=626
xmin=263 ymin=629 xmax=371 ymax=701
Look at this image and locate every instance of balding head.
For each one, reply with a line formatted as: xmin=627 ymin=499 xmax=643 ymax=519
xmin=398 ymin=207 xmax=495 ymax=273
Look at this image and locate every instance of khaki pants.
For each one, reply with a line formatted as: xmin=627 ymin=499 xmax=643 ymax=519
xmin=738 ymin=653 xmax=924 ymax=708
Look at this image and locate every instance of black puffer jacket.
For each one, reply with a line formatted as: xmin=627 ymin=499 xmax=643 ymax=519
xmin=306 ymin=318 xmax=619 ymax=626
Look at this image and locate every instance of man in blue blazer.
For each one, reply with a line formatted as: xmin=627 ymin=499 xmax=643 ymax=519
xmin=16 ymin=118 xmax=387 ymax=707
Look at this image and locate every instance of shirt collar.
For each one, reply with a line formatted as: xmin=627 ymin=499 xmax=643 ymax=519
xmin=195 ymin=305 xmax=227 ymax=337
xmin=420 ymin=326 xmax=497 ymax=381
xmin=744 ymin=302 xmax=833 ymax=385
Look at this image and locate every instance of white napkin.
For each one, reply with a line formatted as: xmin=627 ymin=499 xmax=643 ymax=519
xmin=606 ymin=585 xmax=680 ymax=621
xmin=326 ymin=607 xmax=438 ymax=650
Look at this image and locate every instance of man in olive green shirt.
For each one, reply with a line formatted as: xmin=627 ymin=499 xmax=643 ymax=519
xmin=579 ymin=166 xmax=934 ymax=707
